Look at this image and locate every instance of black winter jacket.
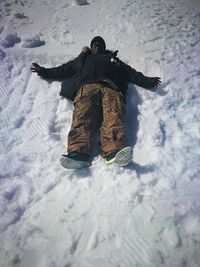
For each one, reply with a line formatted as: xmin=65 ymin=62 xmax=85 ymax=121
xmin=38 ymin=49 xmax=156 ymax=101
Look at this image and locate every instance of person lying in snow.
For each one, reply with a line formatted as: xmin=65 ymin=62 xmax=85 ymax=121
xmin=31 ymin=36 xmax=161 ymax=169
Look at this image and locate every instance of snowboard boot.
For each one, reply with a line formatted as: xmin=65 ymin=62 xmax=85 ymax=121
xmin=60 ymin=152 xmax=92 ymax=169
xmin=105 ymin=146 xmax=133 ymax=167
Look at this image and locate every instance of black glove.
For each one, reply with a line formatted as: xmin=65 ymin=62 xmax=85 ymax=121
xmin=31 ymin=63 xmax=43 ymax=74
xmin=150 ymin=77 xmax=162 ymax=87
xmin=112 ymin=50 xmax=119 ymax=58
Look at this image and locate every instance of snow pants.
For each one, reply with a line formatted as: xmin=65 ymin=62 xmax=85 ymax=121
xmin=67 ymin=83 xmax=126 ymax=158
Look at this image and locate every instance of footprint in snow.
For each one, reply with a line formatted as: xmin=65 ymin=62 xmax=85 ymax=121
xmin=0 ymin=33 xmax=21 ymax=48
xmin=12 ymin=254 xmax=21 ymax=265
xmin=0 ymin=48 xmax=6 ymax=60
xmin=22 ymin=35 xmax=45 ymax=48
xmin=74 ymin=0 xmax=89 ymax=6
xmin=0 ymin=26 xmax=4 ymax=34
xmin=13 ymin=116 xmax=25 ymax=128
xmin=14 ymin=13 xmax=28 ymax=19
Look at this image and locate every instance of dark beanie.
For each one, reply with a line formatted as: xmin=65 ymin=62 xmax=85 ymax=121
xmin=90 ymin=36 xmax=106 ymax=49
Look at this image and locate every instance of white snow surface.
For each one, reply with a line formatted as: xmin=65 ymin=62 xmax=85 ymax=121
xmin=0 ymin=0 xmax=200 ymax=266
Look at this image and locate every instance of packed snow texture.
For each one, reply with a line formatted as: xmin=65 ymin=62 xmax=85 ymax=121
xmin=0 ymin=0 xmax=200 ymax=267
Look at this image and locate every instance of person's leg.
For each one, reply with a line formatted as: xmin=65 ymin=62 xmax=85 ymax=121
xmin=67 ymin=84 xmax=101 ymax=158
xmin=100 ymin=87 xmax=126 ymax=158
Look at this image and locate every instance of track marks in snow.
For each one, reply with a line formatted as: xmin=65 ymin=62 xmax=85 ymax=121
xmin=51 ymin=9 xmax=74 ymax=46
xmin=56 ymin=174 xmax=154 ymax=266
xmin=112 ymin=226 xmax=152 ymax=267
xmin=20 ymin=171 xmax=149 ymax=265
xmin=3 ymin=68 xmax=32 ymax=121
xmin=0 ymin=180 xmax=32 ymax=233
xmin=75 ymin=223 xmax=99 ymax=254
xmin=0 ymin=45 xmax=66 ymax=233
xmin=1 ymin=59 xmax=60 ymax=145
xmin=0 ymin=65 xmax=35 ymax=154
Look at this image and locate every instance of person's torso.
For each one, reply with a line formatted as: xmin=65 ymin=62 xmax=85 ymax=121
xmin=80 ymin=53 xmax=122 ymax=83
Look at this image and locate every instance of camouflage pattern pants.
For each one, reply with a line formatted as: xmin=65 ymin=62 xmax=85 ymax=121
xmin=67 ymin=83 xmax=126 ymax=158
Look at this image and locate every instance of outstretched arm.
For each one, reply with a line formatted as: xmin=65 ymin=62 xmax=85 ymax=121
xmin=31 ymin=60 xmax=77 ymax=80
xmin=121 ymin=61 xmax=162 ymax=89
xmin=129 ymin=67 xmax=161 ymax=89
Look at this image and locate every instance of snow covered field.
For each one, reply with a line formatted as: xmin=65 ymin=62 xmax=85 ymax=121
xmin=0 ymin=0 xmax=200 ymax=266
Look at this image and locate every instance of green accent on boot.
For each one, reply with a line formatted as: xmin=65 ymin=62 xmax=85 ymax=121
xmin=105 ymin=147 xmax=133 ymax=166
xmin=105 ymin=155 xmax=116 ymax=165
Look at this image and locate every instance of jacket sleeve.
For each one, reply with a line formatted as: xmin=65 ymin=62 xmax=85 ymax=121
xmin=37 ymin=59 xmax=77 ymax=80
xmin=120 ymin=61 xmax=156 ymax=89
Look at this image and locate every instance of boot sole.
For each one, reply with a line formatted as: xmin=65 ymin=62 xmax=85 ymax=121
xmin=106 ymin=146 xmax=133 ymax=166
xmin=60 ymin=155 xmax=91 ymax=169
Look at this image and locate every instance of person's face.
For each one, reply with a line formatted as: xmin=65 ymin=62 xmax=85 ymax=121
xmin=91 ymin=40 xmax=105 ymax=54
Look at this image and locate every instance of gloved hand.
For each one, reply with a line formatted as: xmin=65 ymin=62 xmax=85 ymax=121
xmin=112 ymin=50 xmax=119 ymax=58
xmin=151 ymin=77 xmax=162 ymax=87
xmin=31 ymin=63 xmax=43 ymax=74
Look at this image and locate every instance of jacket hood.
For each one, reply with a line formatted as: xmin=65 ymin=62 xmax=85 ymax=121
xmin=90 ymin=36 xmax=106 ymax=50
xmin=82 ymin=46 xmax=119 ymax=58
